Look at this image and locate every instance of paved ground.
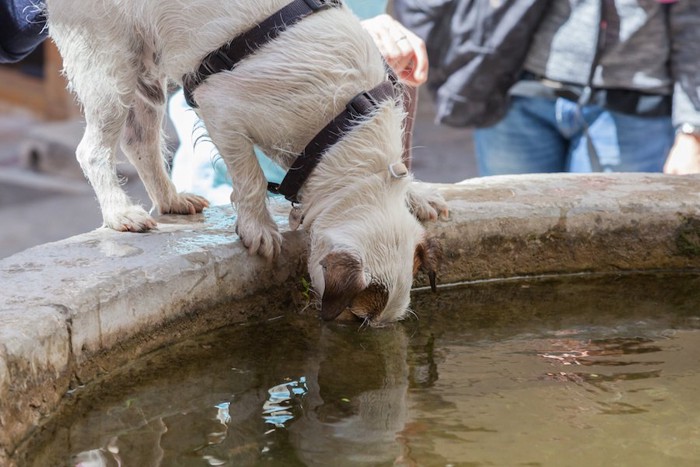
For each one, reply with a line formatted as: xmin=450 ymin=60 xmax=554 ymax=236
xmin=0 ymin=93 xmax=477 ymax=259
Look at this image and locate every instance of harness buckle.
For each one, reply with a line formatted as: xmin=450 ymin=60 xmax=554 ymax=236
xmin=303 ymin=0 xmax=340 ymax=11
xmin=346 ymin=91 xmax=377 ymax=117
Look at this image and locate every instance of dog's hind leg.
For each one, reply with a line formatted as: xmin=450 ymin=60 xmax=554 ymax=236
xmin=120 ymin=49 xmax=208 ymax=217
xmin=55 ymin=30 xmax=157 ymax=232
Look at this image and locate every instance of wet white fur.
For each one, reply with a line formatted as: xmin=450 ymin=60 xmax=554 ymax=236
xmin=45 ymin=0 xmax=447 ymax=324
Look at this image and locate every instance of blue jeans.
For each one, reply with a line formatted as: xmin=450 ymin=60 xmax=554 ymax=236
xmin=474 ymin=96 xmax=675 ymax=176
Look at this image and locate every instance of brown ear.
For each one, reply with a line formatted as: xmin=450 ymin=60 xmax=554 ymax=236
xmin=320 ymin=251 xmax=366 ymax=321
xmin=414 ymin=235 xmax=443 ymax=292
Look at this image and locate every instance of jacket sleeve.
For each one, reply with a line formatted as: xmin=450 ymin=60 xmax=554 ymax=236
xmin=0 ymin=0 xmax=48 ymax=64
xmin=668 ymin=1 xmax=700 ymax=127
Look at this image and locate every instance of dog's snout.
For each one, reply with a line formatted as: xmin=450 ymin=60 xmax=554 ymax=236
xmin=343 ymin=281 xmax=389 ymax=322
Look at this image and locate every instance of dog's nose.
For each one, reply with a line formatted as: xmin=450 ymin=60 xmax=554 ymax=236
xmin=333 ymin=308 xmax=363 ymax=323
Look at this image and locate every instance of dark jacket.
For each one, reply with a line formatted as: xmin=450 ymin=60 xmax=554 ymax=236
xmin=517 ymin=0 xmax=700 ymax=127
xmin=395 ymin=0 xmax=700 ymax=128
xmin=394 ymin=0 xmax=552 ymax=127
xmin=0 ymin=0 xmax=47 ymax=63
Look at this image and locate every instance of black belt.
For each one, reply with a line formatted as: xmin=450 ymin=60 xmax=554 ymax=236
xmin=517 ymin=71 xmax=672 ymax=118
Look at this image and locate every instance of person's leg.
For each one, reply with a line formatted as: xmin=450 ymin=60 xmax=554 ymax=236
xmin=568 ymin=107 xmax=674 ymax=173
xmin=169 ymin=88 xmax=233 ymax=206
xmin=474 ymin=96 xmax=569 ymax=176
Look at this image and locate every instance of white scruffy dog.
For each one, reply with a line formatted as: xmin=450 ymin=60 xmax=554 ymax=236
xmin=45 ymin=0 xmax=447 ymax=325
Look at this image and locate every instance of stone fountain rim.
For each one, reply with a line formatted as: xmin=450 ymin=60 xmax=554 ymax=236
xmin=2 ymin=172 xmax=700 ymax=464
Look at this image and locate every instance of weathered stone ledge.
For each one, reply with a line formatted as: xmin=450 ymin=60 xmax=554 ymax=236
xmin=2 ymin=173 xmax=700 ymax=464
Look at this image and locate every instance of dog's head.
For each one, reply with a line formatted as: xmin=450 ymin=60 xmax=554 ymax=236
xmin=307 ymin=207 xmax=442 ymax=326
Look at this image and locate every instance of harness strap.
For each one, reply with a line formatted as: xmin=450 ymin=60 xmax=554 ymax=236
xmin=181 ymin=0 xmax=399 ymax=205
xmin=182 ymin=0 xmax=342 ymax=107
xmin=267 ymin=79 xmax=396 ymax=204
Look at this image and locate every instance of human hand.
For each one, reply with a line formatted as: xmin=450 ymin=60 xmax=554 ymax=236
xmin=663 ymin=133 xmax=700 ymax=174
xmin=361 ymin=14 xmax=428 ymax=87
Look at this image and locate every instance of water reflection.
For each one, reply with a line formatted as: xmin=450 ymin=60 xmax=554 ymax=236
xmin=262 ymin=377 xmax=308 ymax=428
xmin=42 ymin=317 xmax=411 ymax=467
xmin=288 ymin=325 xmax=410 ymax=466
xmin=24 ymin=273 xmax=700 ymax=466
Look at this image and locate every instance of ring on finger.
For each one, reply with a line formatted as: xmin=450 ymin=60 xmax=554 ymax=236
xmin=396 ymin=35 xmax=409 ymax=43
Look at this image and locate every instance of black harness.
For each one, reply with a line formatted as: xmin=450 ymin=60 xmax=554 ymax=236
xmin=268 ymin=80 xmax=396 ymax=203
xmin=181 ymin=0 xmax=398 ymax=204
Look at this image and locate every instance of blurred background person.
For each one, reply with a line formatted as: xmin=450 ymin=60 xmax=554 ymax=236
xmin=396 ymin=0 xmax=700 ymax=177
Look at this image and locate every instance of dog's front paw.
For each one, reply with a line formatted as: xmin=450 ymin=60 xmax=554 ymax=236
xmin=162 ymin=193 xmax=210 ymax=215
xmin=104 ymin=205 xmax=158 ymax=232
xmin=407 ymin=183 xmax=449 ymax=222
xmin=235 ymin=215 xmax=283 ymax=260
